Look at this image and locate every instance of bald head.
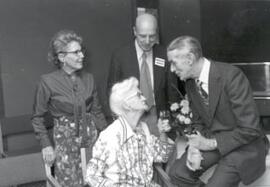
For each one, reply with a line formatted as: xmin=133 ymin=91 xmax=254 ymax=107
xmin=134 ymin=13 xmax=158 ymax=51
xmin=135 ymin=13 xmax=158 ymax=31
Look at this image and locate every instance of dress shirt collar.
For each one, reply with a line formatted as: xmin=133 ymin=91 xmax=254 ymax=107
xmin=135 ymin=40 xmax=152 ymax=61
xmin=59 ymin=68 xmax=82 ymax=79
xmin=119 ymin=116 xmax=145 ymax=141
xmin=198 ymin=58 xmax=211 ymax=85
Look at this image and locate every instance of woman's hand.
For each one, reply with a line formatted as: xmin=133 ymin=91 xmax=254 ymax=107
xmin=42 ymin=146 xmax=55 ymax=166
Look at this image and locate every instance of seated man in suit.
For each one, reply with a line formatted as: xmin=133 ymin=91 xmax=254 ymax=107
xmin=167 ymin=35 xmax=269 ymax=187
xmin=107 ymin=13 xmax=180 ymax=136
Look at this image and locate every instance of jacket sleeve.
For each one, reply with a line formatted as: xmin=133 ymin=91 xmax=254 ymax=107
xmin=166 ymin=69 xmax=182 ymax=104
xmin=90 ymin=76 xmax=107 ymax=132
xmin=106 ymin=51 xmax=122 ymax=122
xmin=31 ymin=77 xmax=52 ymax=148
xmin=107 ymin=51 xmax=121 ymax=94
xmin=214 ymin=67 xmax=262 ymax=156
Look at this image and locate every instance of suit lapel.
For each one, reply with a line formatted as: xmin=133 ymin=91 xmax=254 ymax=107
xmin=187 ymin=80 xmax=211 ymax=125
xmin=208 ymin=61 xmax=222 ymax=120
xmin=153 ymin=47 xmax=163 ymax=93
xmin=187 ymin=61 xmax=223 ymax=127
xmin=130 ymin=44 xmax=140 ymax=79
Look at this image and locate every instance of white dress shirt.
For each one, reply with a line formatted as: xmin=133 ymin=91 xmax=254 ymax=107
xmin=197 ymin=58 xmax=211 ymax=95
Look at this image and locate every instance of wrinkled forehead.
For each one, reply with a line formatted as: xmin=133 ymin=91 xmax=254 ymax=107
xmin=135 ymin=18 xmax=157 ymax=33
xmin=168 ymin=48 xmax=189 ymax=60
xmin=135 ymin=26 xmax=157 ymax=35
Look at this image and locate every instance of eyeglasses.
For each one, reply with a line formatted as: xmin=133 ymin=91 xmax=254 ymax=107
xmin=125 ymin=91 xmax=144 ymax=101
xmin=59 ymin=48 xmax=85 ymax=55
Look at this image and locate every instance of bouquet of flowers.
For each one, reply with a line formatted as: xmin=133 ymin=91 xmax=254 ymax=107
xmin=170 ymin=95 xmax=195 ymax=135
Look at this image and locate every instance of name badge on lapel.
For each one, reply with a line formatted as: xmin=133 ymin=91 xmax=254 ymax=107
xmin=154 ymin=57 xmax=165 ymax=67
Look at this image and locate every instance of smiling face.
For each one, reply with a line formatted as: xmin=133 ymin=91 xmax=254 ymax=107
xmin=59 ymin=41 xmax=84 ymax=73
xmin=167 ymin=49 xmax=194 ymax=81
xmin=125 ymin=88 xmax=148 ymax=112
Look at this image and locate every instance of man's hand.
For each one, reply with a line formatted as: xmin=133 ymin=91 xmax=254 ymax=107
xmin=157 ymin=119 xmax=171 ymax=133
xmin=42 ymin=146 xmax=55 ymax=166
xmin=186 ymin=146 xmax=203 ymax=171
xmin=186 ymin=131 xmax=217 ymax=151
xmin=157 ymin=119 xmax=171 ymax=142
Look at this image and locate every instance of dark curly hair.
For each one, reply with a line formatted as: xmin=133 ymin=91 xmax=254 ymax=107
xmin=48 ymin=30 xmax=83 ymax=68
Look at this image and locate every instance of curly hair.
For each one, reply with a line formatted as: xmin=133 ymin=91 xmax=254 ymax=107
xmin=48 ymin=30 xmax=83 ymax=68
xmin=109 ymin=77 xmax=139 ymax=116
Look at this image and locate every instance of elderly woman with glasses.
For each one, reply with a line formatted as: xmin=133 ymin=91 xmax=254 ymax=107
xmin=31 ymin=30 xmax=107 ymax=186
xmin=85 ymin=77 xmax=174 ymax=187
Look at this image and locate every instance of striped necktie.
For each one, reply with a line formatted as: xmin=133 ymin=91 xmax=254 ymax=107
xmin=196 ymin=80 xmax=209 ymax=106
xmin=140 ymin=52 xmax=154 ymax=108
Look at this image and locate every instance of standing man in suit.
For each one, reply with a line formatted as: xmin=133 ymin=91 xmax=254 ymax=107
xmin=167 ymin=35 xmax=269 ymax=187
xmin=108 ymin=13 xmax=179 ymax=136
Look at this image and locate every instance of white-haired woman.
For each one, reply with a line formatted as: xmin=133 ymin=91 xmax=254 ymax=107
xmin=85 ymin=77 xmax=174 ymax=187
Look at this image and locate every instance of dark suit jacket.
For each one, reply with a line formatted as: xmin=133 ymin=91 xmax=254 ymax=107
xmin=108 ymin=42 xmax=180 ymax=114
xmin=186 ymin=61 xmax=268 ymax=184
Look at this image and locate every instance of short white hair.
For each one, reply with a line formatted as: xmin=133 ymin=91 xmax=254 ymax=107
xmin=109 ymin=77 xmax=139 ymax=116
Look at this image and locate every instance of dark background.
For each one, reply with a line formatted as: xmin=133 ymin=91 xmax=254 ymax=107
xmin=1 ymin=0 xmax=270 ymax=154
xmin=201 ymin=0 xmax=270 ymax=62
xmin=0 ymin=0 xmax=200 ymax=119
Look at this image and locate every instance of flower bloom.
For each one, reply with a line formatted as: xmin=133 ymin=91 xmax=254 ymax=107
xmin=170 ymin=103 xmax=180 ymax=111
xmin=177 ymin=114 xmax=186 ymax=123
xmin=184 ymin=118 xmax=191 ymax=124
xmin=170 ymin=95 xmax=193 ymax=134
xmin=180 ymin=99 xmax=189 ymax=107
xmin=181 ymin=106 xmax=189 ymax=115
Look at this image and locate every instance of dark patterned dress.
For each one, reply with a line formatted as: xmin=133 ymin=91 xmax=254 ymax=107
xmin=32 ymin=69 xmax=107 ymax=187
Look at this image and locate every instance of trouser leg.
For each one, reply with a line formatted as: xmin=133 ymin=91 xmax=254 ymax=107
xmin=206 ymin=158 xmax=241 ymax=187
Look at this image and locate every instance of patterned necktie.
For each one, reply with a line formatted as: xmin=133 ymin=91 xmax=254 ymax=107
xmin=196 ymin=80 xmax=209 ymax=106
xmin=140 ymin=52 xmax=154 ymax=108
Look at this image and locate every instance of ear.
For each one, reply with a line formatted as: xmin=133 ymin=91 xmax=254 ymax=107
xmin=133 ymin=26 xmax=137 ymax=36
xmin=57 ymin=53 xmax=65 ymax=63
xmin=186 ymin=53 xmax=195 ymax=66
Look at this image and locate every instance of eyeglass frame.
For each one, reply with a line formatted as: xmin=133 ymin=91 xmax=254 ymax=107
xmin=58 ymin=47 xmax=86 ymax=55
xmin=124 ymin=91 xmax=144 ymax=101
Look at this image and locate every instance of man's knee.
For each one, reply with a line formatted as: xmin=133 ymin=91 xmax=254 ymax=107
xmin=168 ymin=158 xmax=185 ymax=180
xmin=168 ymin=158 xmax=202 ymax=185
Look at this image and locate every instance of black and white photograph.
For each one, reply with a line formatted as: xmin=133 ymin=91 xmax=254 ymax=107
xmin=0 ymin=0 xmax=270 ymax=186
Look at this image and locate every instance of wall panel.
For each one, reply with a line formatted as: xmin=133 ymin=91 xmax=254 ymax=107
xmin=0 ymin=0 xmax=133 ymax=117
xmin=159 ymin=0 xmax=201 ymax=46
